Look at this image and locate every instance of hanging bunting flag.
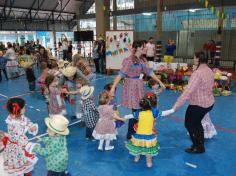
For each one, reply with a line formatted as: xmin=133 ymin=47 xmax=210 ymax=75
xmin=119 ymin=48 xmax=123 ymax=54
xmin=204 ymin=0 xmax=209 ymax=8
xmin=211 ymin=6 xmax=216 ymax=14
xmin=123 ymin=48 xmax=129 ymax=52
xmin=112 ymin=51 xmax=115 ymax=56
xmin=123 ymin=38 xmax=127 ymax=43
xmin=197 ymin=0 xmax=226 ymax=19
xmin=106 ymin=51 xmax=112 ymax=56
xmin=114 ymin=50 xmax=119 ymax=55
xmin=120 ymin=33 xmax=123 ymax=38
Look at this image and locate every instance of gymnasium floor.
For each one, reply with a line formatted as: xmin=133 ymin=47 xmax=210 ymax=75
xmin=0 ymin=73 xmax=236 ymax=176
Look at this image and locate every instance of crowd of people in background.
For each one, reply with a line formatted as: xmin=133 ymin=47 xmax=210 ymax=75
xmin=0 ymin=35 xmax=219 ymax=175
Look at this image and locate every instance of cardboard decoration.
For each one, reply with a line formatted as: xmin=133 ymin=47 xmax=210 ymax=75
xmin=106 ymin=31 xmax=133 ymax=69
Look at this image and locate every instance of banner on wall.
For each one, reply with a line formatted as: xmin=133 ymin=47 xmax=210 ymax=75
xmin=105 ymin=30 xmax=133 ymax=70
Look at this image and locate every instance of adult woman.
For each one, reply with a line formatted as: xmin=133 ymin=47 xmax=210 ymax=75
xmin=163 ymin=51 xmax=214 ymax=154
xmin=92 ymin=40 xmax=100 ymax=73
xmin=110 ymin=41 xmax=165 ymax=140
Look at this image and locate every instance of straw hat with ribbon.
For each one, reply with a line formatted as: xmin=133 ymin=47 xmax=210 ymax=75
xmin=61 ymin=66 xmax=77 ymax=78
xmin=80 ymin=85 xmax=94 ymax=100
xmin=45 ymin=115 xmax=69 ymax=135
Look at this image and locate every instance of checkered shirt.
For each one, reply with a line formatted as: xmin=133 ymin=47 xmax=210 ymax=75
xmin=82 ymin=98 xmax=99 ymax=128
xmin=174 ymin=64 xmax=214 ymax=110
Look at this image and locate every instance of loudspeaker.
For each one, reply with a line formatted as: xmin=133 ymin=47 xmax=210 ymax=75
xmin=74 ymin=31 xmax=94 ymax=41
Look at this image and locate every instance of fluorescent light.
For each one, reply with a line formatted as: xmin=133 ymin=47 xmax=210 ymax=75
xmin=142 ymin=13 xmax=152 ymax=16
xmin=189 ymin=9 xmax=197 ymax=13
xmin=189 ymin=9 xmax=201 ymax=13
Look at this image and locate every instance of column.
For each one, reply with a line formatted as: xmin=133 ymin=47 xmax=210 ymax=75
xmin=156 ymin=0 xmax=163 ymax=62
xmin=95 ymin=0 xmax=110 ymax=38
xmin=215 ymin=7 xmax=224 ymax=67
xmin=52 ymin=24 xmax=57 ymax=57
xmin=113 ymin=0 xmax=117 ymax=30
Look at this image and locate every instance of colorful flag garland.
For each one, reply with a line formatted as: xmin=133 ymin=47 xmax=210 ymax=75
xmin=197 ymin=0 xmax=226 ymax=19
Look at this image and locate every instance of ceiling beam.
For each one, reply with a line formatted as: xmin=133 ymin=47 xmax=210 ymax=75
xmin=56 ymin=0 xmax=71 ymax=21
xmin=26 ymin=0 xmax=37 ymax=19
xmin=0 ymin=3 xmax=75 ymax=14
xmin=6 ymin=0 xmax=15 ymax=19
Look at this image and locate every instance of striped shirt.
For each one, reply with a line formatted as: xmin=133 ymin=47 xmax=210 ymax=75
xmin=174 ymin=64 xmax=214 ymax=110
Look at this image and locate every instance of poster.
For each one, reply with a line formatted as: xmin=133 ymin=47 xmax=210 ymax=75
xmin=105 ymin=30 xmax=133 ymax=70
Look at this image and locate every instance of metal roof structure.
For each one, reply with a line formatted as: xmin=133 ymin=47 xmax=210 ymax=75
xmin=0 ymin=0 xmax=95 ymax=31
xmin=0 ymin=0 xmax=236 ymax=31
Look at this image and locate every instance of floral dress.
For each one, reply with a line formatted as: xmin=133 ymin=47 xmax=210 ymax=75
xmin=93 ymin=105 xmax=117 ymax=140
xmin=48 ymin=86 xmax=66 ymax=115
xmin=119 ymin=57 xmax=153 ymax=109
xmin=4 ymin=115 xmax=38 ymax=175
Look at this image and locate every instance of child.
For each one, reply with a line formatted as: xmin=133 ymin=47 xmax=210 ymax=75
xmin=32 ymin=115 xmax=70 ymax=176
xmin=37 ymin=61 xmax=49 ymax=94
xmin=148 ymin=78 xmax=165 ymax=102
xmin=45 ymin=74 xmax=66 ymax=116
xmin=92 ymin=91 xmax=126 ymax=151
xmin=0 ymin=51 xmax=9 ymax=82
xmin=201 ymin=113 xmax=217 ymax=139
xmin=126 ymin=98 xmax=160 ymax=168
xmin=0 ymin=131 xmax=8 ymax=176
xmin=79 ymin=85 xmax=99 ymax=140
xmin=4 ymin=97 xmax=38 ymax=175
xmin=62 ymin=66 xmax=83 ymax=120
xmin=104 ymin=83 xmax=123 ymax=128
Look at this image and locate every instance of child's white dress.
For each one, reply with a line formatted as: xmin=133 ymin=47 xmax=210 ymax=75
xmin=202 ymin=113 xmax=217 ymax=139
xmin=3 ymin=115 xmax=38 ymax=175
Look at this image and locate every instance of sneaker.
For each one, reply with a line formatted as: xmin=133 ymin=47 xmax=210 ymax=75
xmin=134 ymin=155 xmax=140 ymax=163
xmin=98 ymin=146 xmax=103 ymax=151
xmin=105 ymin=146 xmax=114 ymax=151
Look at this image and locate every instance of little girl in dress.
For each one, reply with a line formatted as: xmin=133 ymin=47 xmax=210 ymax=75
xmin=92 ymin=91 xmax=126 ymax=151
xmin=45 ymin=74 xmax=66 ymax=116
xmin=0 ymin=131 xmax=8 ymax=176
xmin=4 ymin=97 xmax=38 ymax=176
xmin=126 ymin=98 xmax=160 ymax=168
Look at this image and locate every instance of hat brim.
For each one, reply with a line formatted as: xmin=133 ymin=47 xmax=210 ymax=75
xmin=81 ymin=86 xmax=94 ymax=100
xmin=45 ymin=118 xmax=69 ymax=135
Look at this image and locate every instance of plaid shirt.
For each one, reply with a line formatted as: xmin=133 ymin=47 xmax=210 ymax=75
xmin=174 ymin=64 xmax=214 ymax=110
xmin=82 ymin=98 xmax=99 ymax=128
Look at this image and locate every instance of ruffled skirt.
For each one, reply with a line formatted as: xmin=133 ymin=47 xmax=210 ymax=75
xmin=126 ymin=134 xmax=160 ymax=156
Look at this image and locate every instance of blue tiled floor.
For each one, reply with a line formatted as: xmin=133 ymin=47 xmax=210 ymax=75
xmin=0 ymin=73 xmax=236 ymax=176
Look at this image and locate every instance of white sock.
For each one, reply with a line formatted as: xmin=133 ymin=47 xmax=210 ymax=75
xmin=98 ymin=139 xmax=104 ymax=150
xmin=105 ymin=140 xmax=111 ymax=148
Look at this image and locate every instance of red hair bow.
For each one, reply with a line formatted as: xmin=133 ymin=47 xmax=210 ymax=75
xmin=12 ymin=103 xmax=20 ymax=115
xmin=146 ymin=92 xmax=155 ymax=99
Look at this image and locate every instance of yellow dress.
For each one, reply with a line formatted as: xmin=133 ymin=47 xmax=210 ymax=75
xmin=126 ymin=110 xmax=160 ymax=156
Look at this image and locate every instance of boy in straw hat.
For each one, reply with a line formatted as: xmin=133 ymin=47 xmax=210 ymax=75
xmin=80 ymin=85 xmax=99 ymax=140
xmin=32 ymin=115 xmax=70 ymax=176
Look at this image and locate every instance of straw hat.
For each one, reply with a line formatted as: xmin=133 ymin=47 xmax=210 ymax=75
xmin=62 ymin=66 xmax=77 ymax=77
xmin=57 ymin=59 xmax=65 ymax=69
xmin=45 ymin=115 xmax=69 ymax=135
xmin=19 ymin=61 xmax=34 ymax=69
xmin=80 ymin=85 xmax=94 ymax=100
